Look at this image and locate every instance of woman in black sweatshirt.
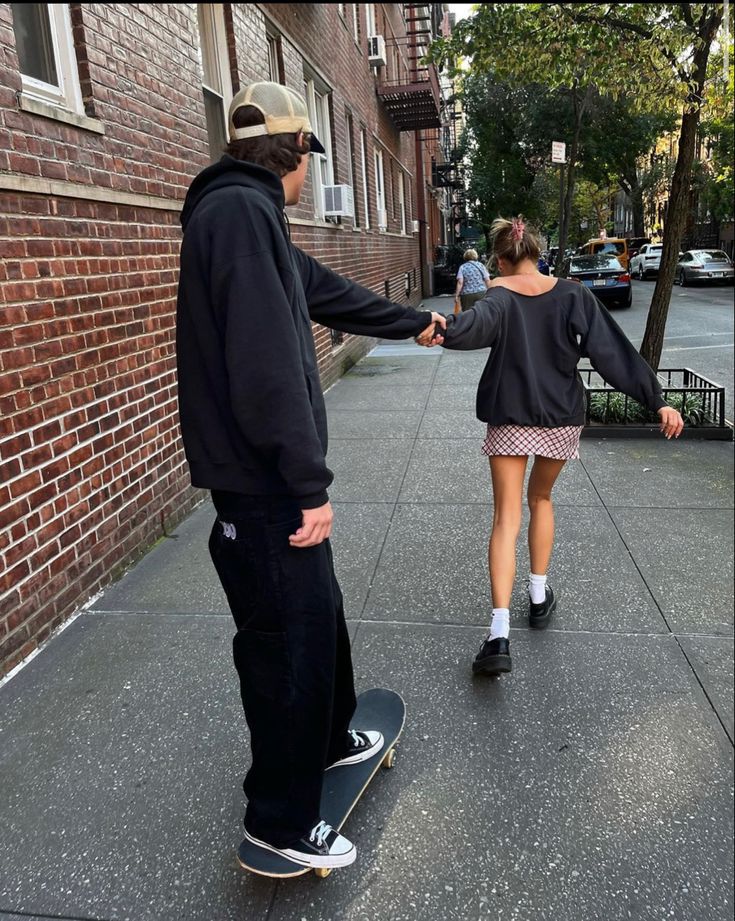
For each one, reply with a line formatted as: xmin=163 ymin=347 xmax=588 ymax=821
xmin=419 ymin=217 xmax=683 ymax=677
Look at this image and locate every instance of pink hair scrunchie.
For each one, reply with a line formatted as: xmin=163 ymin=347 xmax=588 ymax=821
xmin=511 ymin=217 xmax=525 ymax=241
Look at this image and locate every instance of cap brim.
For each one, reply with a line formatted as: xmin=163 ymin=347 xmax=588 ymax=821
xmin=309 ymin=134 xmax=325 ymax=155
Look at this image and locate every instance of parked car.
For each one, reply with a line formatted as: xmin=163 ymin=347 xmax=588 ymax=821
xmin=578 ymin=237 xmax=630 ymax=271
xmin=629 ymin=242 xmax=663 ymax=279
xmin=627 ymin=236 xmax=651 ymax=261
xmin=675 ymin=250 xmax=735 ymax=285
xmin=562 ymin=253 xmax=632 ymax=309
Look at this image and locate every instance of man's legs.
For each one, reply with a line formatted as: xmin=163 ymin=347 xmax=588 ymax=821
xmin=208 ymin=498 xmax=356 ymax=848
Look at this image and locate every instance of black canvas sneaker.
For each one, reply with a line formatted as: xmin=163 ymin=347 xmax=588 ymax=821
xmin=472 ymin=635 xmax=512 ymax=676
xmin=327 ymin=730 xmax=384 ymax=770
xmin=529 ymin=585 xmax=556 ymax=629
xmin=244 ymin=820 xmax=356 ymax=869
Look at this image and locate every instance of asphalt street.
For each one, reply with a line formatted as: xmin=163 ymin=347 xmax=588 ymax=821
xmin=610 ymin=279 xmax=734 ymax=423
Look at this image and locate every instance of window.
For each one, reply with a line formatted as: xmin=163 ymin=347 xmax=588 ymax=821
xmin=374 ymin=149 xmax=386 ymax=230
xmin=305 ymin=76 xmax=334 ymax=220
xmin=352 ymin=5 xmax=360 ymax=43
xmin=198 ymin=4 xmax=233 ymax=160
xmin=266 ymin=29 xmax=284 ymax=83
xmin=346 ymin=113 xmax=360 ymax=228
xmin=398 ymin=170 xmax=406 ymax=234
xmin=366 ymin=4 xmax=377 ymax=38
xmin=11 ymin=3 xmax=84 ymax=113
xmin=360 ymin=129 xmax=370 ymax=229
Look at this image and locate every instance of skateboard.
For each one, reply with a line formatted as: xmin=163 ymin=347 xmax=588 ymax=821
xmin=237 ymin=687 xmax=406 ymax=879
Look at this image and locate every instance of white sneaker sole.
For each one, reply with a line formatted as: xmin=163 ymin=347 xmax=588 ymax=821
xmin=244 ymin=830 xmax=357 ymax=869
xmin=326 ymin=731 xmax=385 ymax=770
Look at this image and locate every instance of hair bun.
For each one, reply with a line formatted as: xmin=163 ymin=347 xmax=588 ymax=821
xmin=511 ymin=217 xmax=525 ymax=241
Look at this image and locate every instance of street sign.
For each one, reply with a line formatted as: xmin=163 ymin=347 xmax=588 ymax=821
xmin=551 ymin=141 xmax=566 ymax=164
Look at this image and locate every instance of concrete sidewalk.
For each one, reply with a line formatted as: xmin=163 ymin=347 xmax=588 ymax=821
xmin=1 ymin=300 xmax=733 ymax=921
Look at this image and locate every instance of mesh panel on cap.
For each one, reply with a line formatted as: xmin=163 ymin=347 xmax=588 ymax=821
xmin=228 ymin=82 xmax=314 ymax=141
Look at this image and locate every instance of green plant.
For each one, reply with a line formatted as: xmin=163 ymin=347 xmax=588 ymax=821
xmin=588 ymin=391 xmax=706 ymax=425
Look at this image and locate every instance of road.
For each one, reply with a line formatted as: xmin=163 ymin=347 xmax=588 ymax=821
xmin=604 ymin=278 xmax=734 ymax=423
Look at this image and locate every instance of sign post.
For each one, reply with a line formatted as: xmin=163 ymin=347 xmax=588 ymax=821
xmin=552 ymin=142 xmax=566 ymax=269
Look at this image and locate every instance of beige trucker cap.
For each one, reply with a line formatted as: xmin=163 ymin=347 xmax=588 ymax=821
xmin=228 ymin=82 xmax=325 ymax=153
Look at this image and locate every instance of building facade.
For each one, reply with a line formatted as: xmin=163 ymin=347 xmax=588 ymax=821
xmin=0 ymin=3 xmax=452 ymax=676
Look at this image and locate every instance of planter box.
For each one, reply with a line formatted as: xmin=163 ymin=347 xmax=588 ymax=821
xmin=580 ymin=368 xmax=733 ymax=440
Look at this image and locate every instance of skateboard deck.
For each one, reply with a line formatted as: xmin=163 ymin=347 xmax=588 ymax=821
xmin=237 ymin=687 xmax=406 ymax=879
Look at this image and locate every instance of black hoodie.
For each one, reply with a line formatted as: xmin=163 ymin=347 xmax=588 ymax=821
xmin=176 ymin=156 xmax=432 ymax=508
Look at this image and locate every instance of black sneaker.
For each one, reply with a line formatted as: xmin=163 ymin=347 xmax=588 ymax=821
xmin=244 ymin=820 xmax=356 ymax=869
xmin=472 ymin=635 xmax=512 ymax=675
xmin=327 ymin=730 xmax=384 ymax=770
xmin=529 ymin=585 xmax=556 ymax=629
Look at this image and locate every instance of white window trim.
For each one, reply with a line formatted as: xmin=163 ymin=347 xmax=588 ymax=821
xmin=345 ymin=115 xmax=359 ymax=228
xmin=18 ymin=4 xmax=84 ymax=114
xmin=305 ymin=77 xmax=334 ymax=220
xmin=374 ymin=149 xmax=386 ymax=230
xmin=398 ymin=170 xmax=406 ymax=234
xmin=366 ymin=4 xmax=377 ymax=38
xmin=199 ymin=4 xmax=233 ymax=141
xmin=352 ymin=4 xmax=360 ymax=42
xmin=360 ymin=129 xmax=370 ymax=230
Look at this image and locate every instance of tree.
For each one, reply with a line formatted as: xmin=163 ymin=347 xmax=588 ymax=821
xmin=430 ymin=3 xmax=731 ymax=370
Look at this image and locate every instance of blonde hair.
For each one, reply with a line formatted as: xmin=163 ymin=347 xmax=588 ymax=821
xmin=463 ymin=249 xmax=479 ymax=261
xmin=490 ymin=216 xmax=541 ymax=265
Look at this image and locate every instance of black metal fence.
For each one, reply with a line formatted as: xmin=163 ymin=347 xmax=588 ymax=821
xmin=580 ymin=367 xmax=731 ymax=439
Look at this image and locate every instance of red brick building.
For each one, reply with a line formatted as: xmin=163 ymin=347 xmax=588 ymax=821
xmin=0 ymin=3 xmax=454 ymax=676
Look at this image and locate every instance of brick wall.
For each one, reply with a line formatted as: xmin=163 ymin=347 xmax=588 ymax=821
xmin=0 ymin=2 xmax=429 ymax=677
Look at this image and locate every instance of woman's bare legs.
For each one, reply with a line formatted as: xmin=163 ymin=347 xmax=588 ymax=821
xmin=526 ymin=456 xmax=567 ymax=575
xmin=488 ymin=455 xmax=528 ymax=608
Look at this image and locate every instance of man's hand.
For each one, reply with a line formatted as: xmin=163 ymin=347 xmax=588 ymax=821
xmin=657 ymin=406 xmax=684 ymax=439
xmin=289 ymin=501 xmax=333 ymax=547
xmin=416 ymin=311 xmax=446 ymax=347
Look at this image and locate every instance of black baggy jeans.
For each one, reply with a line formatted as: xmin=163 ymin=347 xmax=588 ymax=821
xmin=208 ymin=495 xmax=357 ymax=848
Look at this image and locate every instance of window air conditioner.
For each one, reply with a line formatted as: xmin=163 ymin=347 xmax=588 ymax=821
xmin=323 ymin=184 xmax=354 ymax=217
xmin=377 ymin=208 xmax=388 ymax=231
xmin=367 ymin=34 xmax=387 ymax=67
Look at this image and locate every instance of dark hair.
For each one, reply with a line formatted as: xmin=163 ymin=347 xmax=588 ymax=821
xmin=224 ymin=105 xmax=311 ymax=175
xmin=491 ymin=215 xmax=541 ymax=265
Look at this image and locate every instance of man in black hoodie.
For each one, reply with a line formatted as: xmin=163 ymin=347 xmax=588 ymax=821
xmin=176 ymin=82 xmax=444 ymax=871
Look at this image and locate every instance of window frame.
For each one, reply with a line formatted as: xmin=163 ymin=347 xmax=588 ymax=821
xmin=374 ymin=148 xmax=386 ymax=230
xmin=198 ymin=3 xmax=233 ymax=160
xmin=360 ymin=128 xmax=371 ymax=230
xmin=13 ymin=3 xmax=84 ymax=114
xmin=304 ymin=75 xmax=334 ymax=221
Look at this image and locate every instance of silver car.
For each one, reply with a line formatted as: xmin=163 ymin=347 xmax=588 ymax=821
xmin=675 ymin=249 xmax=735 ymax=285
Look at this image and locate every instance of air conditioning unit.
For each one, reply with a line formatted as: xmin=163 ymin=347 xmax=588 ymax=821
xmin=411 ymin=219 xmax=420 ymax=233
xmin=377 ymin=208 xmax=388 ymax=231
xmin=367 ymin=34 xmax=386 ymax=67
xmin=323 ymin=184 xmax=354 ymax=217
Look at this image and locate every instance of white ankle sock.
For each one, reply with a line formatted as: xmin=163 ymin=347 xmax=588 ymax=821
xmin=488 ymin=608 xmax=510 ymax=641
xmin=529 ymin=573 xmax=547 ymax=604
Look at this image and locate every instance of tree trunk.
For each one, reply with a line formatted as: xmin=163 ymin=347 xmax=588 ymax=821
xmin=639 ymin=5 xmax=723 ymax=370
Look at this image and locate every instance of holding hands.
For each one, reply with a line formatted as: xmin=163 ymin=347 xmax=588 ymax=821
xmin=416 ymin=312 xmax=446 ymax=347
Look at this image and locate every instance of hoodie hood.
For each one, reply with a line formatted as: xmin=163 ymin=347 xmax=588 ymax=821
xmin=180 ymin=155 xmax=285 ymax=231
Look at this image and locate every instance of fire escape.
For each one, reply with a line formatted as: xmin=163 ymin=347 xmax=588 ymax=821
xmin=375 ymin=3 xmax=443 ymax=131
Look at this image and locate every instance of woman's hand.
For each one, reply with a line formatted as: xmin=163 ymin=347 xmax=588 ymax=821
xmin=657 ymin=406 xmax=684 ymax=439
xmin=416 ymin=312 xmax=446 ymax=346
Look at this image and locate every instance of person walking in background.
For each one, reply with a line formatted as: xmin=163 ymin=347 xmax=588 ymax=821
xmin=418 ymin=216 xmax=683 ymax=677
xmin=176 ymin=81 xmax=445 ymax=870
xmin=454 ymin=248 xmax=492 ymax=313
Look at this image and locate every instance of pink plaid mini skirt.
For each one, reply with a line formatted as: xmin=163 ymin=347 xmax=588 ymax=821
xmin=482 ymin=424 xmax=583 ymax=460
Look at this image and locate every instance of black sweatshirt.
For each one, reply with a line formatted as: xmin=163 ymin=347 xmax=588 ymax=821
xmin=176 ymin=156 xmax=432 ymax=508
xmin=441 ymin=279 xmax=666 ymax=426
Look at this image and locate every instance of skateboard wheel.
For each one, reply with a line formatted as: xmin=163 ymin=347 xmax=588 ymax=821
xmin=314 ymin=867 xmax=332 ymax=879
xmin=382 ymin=748 xmax=396 ymax=769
